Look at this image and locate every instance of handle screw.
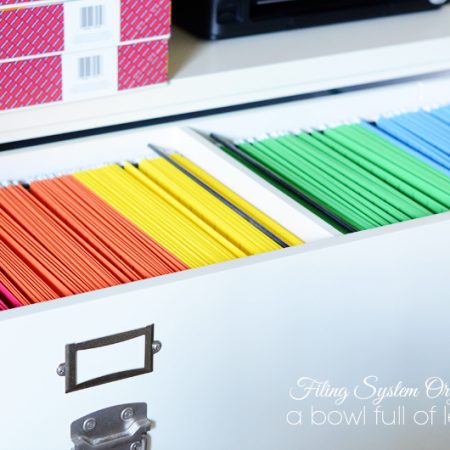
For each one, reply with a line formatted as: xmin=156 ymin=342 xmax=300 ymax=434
xmin=56 ymin=363 xmax=66 ymax=377
xmin=83 ymin=418 xmax=97 ymax=432
xmin=130 ymin=442 xmax=142 ymax=450
xmin=152 ymin=341 xmax=162 ymax=353
xmin=121 ymin=407 xmax=134 ymax=421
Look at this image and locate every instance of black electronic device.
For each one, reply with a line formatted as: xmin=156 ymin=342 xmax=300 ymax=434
xmin=172 ymin=0 xmax=449 ymax=40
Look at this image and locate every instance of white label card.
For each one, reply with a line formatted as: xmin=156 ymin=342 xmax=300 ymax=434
xmin=64 ymin=0 xmax=121 ymax=52
xmin=62 ymin=46 xmax=118 ymax=102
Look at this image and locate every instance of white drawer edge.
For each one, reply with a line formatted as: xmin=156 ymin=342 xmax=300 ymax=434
xmin=190 ymin=72 xmax=450 ymax=142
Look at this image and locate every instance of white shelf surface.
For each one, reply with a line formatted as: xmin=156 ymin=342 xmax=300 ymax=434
xmin=1 ymin=6 xmax=450 ymax=144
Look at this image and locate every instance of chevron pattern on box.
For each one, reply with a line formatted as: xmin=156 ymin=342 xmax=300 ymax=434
xmin=0 ymin=56 xmax=62 ymax=110
xmin=118 ymin=40 xmax=168 ymax=91
xmin=0 ymin=4 xmax=64 ymax=59
xmin=120 ymin=0 xmax=171 ymax=41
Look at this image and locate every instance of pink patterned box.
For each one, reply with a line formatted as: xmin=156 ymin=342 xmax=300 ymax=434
xmin=0 ymin=4 xmax=64 ymax=60
xmin=0 ymin=0 xmax=49 ymax=4
xmin=118 ymin=39 xmax=168 ymax=91
xmin=0 ymin=0 xmax=171 ymax=60
xmin=0 ymin=39 xmax=169 ymax=111
xmin=121 ymin=0 xmax=170 ymax=41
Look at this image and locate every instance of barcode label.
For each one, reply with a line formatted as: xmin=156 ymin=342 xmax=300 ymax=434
xmin=81 ymin=5 xmax=104 ymax=29
xmin=78 ymin=55 xmax=102 ymax=79
xmin=65 ymin=1 xmax=120 ymax=53
xmin=63 ymin=48 xmax=117 ymax=101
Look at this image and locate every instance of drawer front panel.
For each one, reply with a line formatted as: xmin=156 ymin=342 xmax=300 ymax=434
xmin=0 ymin=214 xmax=449 ymax=449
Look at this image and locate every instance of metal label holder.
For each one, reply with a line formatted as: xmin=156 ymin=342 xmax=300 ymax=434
xmin=58 ymin=324 xmax=161 ymax=393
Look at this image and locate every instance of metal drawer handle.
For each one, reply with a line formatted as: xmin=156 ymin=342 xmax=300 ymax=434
xmin=57 ymin=324 xmax=161 ymax=393
xmin=71 ymin=403 xmax=151 ymax=450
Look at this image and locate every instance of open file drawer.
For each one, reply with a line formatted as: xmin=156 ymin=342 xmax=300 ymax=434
xmin=0 ymin=72 xmax=450 ymax=450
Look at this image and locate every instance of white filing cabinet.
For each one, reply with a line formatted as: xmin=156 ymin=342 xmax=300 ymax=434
xmin=0 ymin=7 xmax=450 ymax=450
